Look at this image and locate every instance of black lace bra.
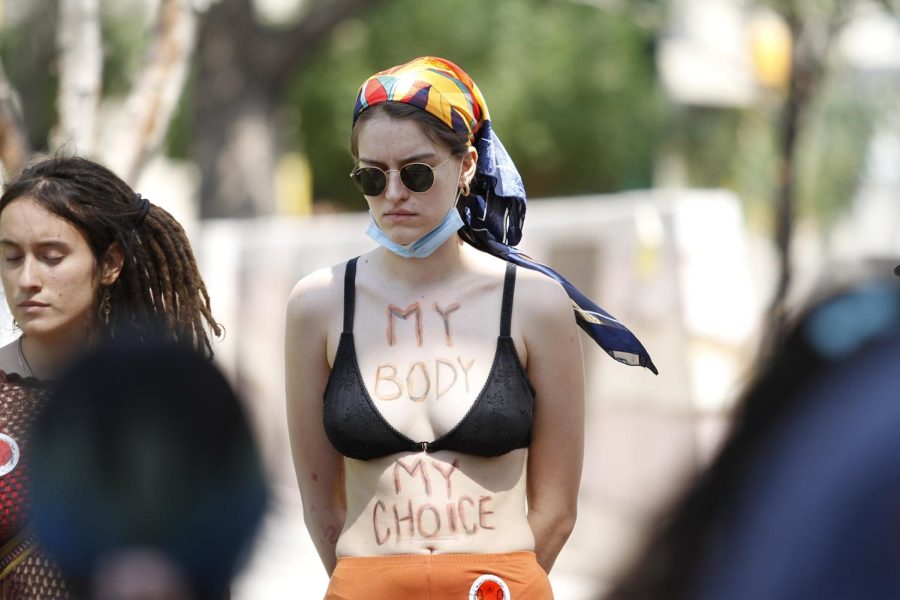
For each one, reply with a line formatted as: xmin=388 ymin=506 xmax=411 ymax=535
xmin=322 ymin=258 xmax=535 ymax=460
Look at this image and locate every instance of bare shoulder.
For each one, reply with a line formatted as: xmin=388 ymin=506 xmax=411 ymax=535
xmin=514 ymin=267 xmax=572 ymax=320
xmin=286 ymin=263 xmax=345 ymax=324
xmin=512 ymin=267 xmax=582 ymax=379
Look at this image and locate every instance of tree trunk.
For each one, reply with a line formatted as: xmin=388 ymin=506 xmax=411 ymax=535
xmin=103 ymin=0 xmax=201 ymax=185
xmin=766 ymin=43 xmax=803 ymax=342
xmin=191 ymin=0 xmax=384 ymax=218
xmin=191 ymin=0 xmax=277 ymax=217
xmin=763 ymin=1 xmax=846 ymax=350
xmin=53 ymin=0 xmax=102 ymax=155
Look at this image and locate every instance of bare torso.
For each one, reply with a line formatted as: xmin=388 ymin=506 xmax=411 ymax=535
xmin=329 ymin=248 xmax=535 ymax=556
xmin=337 ymin=450 xmax=534 ymax=556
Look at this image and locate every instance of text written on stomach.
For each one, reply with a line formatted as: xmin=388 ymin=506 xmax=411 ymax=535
xmin=373 ymin=456 xmax=495 ymax=545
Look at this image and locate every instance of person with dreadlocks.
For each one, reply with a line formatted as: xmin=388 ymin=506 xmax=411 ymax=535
xmin=0 ymin=155 xmax=221 ymax=597
xmin=285 ymin=56 xmax=656 ymax=600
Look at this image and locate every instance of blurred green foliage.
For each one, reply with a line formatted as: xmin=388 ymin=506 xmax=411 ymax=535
xmin=682 ymin=69 xmax=887 ymax=230
xmin=795 ymin=71 xmax=882 ymax=228
xmin=0 ymin=3 xmax=59 ymax=149
xmin=1 ymin=0 xmax=892 ymax=228
xmin=284 ymin=0 xmax=663 ymax=209
xmin=0 ymin=0 xmax=145 ymax=147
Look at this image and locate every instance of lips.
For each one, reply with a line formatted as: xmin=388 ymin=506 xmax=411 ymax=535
xmin=17 ymin=301 xmax=49 ymax=314
xmin=383 ymin=210 xmax=417 ymax=222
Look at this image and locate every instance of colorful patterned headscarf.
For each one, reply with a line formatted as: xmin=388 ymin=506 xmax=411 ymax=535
xmin=354 ymin=56 xmax=485 ymax=143
xmin=353 ymin=57 xmax=657 ymax=374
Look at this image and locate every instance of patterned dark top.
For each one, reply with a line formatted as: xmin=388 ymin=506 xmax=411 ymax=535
xmin=0 ymin=371 xmax=71 ymax=598
xmin=323 ymin=258 xmax=535 ymax=461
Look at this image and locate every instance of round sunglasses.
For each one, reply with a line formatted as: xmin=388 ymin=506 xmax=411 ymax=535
xmin=350 ymin=155 xmax=454 ymax=196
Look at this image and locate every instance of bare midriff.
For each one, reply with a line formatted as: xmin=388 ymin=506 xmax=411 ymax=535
xmin=336 ymin=448 xmax=534 ymax=557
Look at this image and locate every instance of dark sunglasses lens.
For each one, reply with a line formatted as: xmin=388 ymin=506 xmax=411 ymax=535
xmin=352 ymin=168 xmax=386 ymax=195
xmin=400 ymin=164 xmax=435 ymax=192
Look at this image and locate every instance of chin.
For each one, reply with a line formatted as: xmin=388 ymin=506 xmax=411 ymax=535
xmin=391 ymin=236 xmax=418 ymax=247
xmin=382 ymin=228 xmax=419 ymax=247
xmin=19 ymin=316 xmax=95 ymax=344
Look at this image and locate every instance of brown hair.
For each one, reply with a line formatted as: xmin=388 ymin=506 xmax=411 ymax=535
xmin=0 ymin=156 xmax=222 ymax=358
xmin=350 ymin=102 xmax=470 ymax=161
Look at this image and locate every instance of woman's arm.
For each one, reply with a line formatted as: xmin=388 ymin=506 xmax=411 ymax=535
xmin=520 ymin=275 xmax=586 ymax=573
xmin=285 ymin=268 xmax=346 ymax=576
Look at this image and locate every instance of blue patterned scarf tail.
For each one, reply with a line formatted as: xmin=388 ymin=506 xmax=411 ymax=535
xmin=463 ymin=232 xmax=658 ymax=374
xmin=455 ymin=121 xmax=656 ymax=374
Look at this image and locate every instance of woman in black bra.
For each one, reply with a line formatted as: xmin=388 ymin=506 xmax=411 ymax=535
xmin=285 ymin=56 xmax=655 ymax=600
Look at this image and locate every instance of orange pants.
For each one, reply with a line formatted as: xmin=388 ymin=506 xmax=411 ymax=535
xmin=324 ymin=551 xmax=553 ymax=599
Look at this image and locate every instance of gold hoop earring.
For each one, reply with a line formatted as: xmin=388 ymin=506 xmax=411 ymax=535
xmin=460 ymin=182 xmax=470 ymax=197
xmin=102 ymin=288 xmax=112 ymax=325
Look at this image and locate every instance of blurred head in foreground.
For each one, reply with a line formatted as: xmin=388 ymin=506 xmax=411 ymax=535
xmin=607 ymin=269 xmax=900 ymax=600
xmin=29 ymin=339 xmax=268 ymax=600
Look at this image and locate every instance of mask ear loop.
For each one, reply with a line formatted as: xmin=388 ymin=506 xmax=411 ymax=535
xmin=445 ymin=160 xmax=466 ymax=220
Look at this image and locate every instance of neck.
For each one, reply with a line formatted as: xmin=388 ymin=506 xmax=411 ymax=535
xmin=20 ymin=323 xmax=97 ymax=380
xmin=374 ymin=236 xmax=467 ymax=287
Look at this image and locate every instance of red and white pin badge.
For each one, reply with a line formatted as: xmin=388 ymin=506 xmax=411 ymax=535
xmin=469 ymin=574 xmax=511 ymax=600
xmin=0 ymin=433 xmax=20 ymax=477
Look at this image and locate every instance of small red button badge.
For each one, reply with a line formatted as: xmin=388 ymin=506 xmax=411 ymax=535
xmin=469 ymin=574 xmax=510 ymax=600
xmin=0 ymin=433 xmax=19 ymax=477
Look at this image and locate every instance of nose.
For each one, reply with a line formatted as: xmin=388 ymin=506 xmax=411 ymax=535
xmin=383 ymin=169 xmax=408 ymax=203
xmin=17 ymin=257 xmax=40 ymax=291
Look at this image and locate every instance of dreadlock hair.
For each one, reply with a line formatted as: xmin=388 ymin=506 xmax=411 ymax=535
xmin=0 ymin=155 xmax=222 ymax=358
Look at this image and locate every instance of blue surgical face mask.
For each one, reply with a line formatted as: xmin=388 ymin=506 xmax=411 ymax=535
xmin=366 ymin=198 xmax=464 ymax=259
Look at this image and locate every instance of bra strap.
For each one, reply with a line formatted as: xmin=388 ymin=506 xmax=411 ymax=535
xmin=343 ymin=257 xmax=359 ymax=333
xmin=500 ymin=262 xmax=517 ymax=337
